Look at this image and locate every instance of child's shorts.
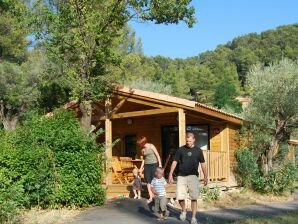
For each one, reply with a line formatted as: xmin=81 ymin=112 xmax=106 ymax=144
xmin=154 ymin=196 xmax=167 ymax=213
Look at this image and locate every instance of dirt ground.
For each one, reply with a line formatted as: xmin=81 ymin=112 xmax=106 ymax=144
xmin=19 ymin=208 xmax=81 ymax=224
xmin=170 ymin=188 xmax=293 ymax=211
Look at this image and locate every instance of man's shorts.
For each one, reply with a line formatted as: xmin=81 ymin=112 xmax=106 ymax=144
xmin=176 ymin=175 xmax=200 ymax=200
xmin=154 ymin=196 xmax=168 ymax=212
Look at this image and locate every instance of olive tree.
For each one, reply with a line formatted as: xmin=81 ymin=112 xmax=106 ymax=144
xmin=244 ymin=59 xmax=298 ymax=174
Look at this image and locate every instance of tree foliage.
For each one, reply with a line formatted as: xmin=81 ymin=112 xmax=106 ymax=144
xmin=0 ymin=0 xmax=29 ymax=63
xmin=31 ymin=0 xmax=196 ymax=102
xmin=0 ymin=51 xmax=51 ymax=130
xmin=244 ymin=59 xmax=298 ymax=173
xmin=0 ymin=0 xmax=41 ymax=130
xmin=122 ymin=79 xmax=173 ymax=95
xmin=29 ymin=0 xmax=196 ymax=130
xmin=121 ymin=24 xmax=298 ymax=114
xmin=234 ymin=60 xmax=298 ymax=195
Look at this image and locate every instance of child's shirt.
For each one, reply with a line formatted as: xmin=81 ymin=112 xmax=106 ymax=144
xmin=151 ymin=177 xmax=167 ymax=197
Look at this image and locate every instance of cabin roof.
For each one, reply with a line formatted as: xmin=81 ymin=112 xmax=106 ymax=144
xmin=64 ymin=86 xmax=243 ymax=125
xmin=114 ymin=86 xmax=243 ymax=124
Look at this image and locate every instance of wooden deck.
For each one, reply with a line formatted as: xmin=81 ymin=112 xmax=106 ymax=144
xmin=105 ymin=181 xmax=229 ymax=199
xmin=105 ymin=183 xmax=176 ymax=199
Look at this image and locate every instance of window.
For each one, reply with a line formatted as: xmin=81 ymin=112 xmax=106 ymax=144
xmin=124 ymin=135 xmax=137 ymax=159
xmin=186 ymin=125 xmax=209 ymax=150
xmin=162 ymin=124 xmax=210 ymax=163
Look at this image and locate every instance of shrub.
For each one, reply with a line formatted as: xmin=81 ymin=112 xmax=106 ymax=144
xmin=235 ymin=146 xmax=297 ymax=195
xmin=200 ymin=187 xmax=220 ymax=202
xmin=0 ymin=184 xmax=24 ymax=224
xmin=0 ymin=110 xmax=105 ymax=209
xmin=235 ymin=147 xmax=259 ymax=188
xmin=254 ymin=163 xmax=297 ymax=195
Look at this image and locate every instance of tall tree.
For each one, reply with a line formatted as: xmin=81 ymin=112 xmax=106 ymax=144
xmin=0 ymin=51 xmax=45 ymax=130
xmin=161 ymin=65 xmax=190 ymax=99
xmin=186 ymin=64 xmax=216 ymax=103
xmin=244 ymin=59 xmax=298 ymax=174
xmin=213 ymin=81 xmax=242 ymax=113
xmin=31 ymin=0 xmax=196 ymax=131
xmin=0 ymin=0 xmax=29 ymax=63
xmin=0 ymin=0 xmax=35 ymax=130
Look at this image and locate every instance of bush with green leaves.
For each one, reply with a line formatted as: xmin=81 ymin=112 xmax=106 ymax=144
xmin=0 ymin=184 xmax=25 ymax=224
xmin=200 ymin=187 xmax=221 ymax=202
xmin=235 ymin=147 xmax=297 ymax=195
xmin=253 ymin=163 xmax=297 ymax=195
xmin=0 ymin=110 xmax=105 ymax=209
xmin=235 ymin=147 xmax=259 ymax=188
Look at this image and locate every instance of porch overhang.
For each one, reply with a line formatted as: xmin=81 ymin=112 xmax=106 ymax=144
xmin=114 ymin=86 xmax=243 ymax=126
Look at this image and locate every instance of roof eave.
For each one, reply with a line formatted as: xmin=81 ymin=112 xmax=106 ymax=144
xmin=114 ymin=86 xmax=243 ymax=125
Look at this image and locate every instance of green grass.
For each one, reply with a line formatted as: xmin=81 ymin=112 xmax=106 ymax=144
xmin=234 ymin=211 xmax=298 ymax=224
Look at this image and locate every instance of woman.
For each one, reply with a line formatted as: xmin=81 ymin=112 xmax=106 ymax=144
xmin=138 ymin=136 xmax=162 ymax=203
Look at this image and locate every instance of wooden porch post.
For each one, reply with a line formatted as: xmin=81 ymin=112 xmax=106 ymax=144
xmin=178 ymin=109 xmax=186 ymax=146
xmin=222 ymin=124 xmax=230 ymax=185
xmin=105 ymin=99 xmax=113 ymax=185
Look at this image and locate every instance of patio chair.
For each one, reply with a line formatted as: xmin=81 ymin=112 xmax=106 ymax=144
xmin=111 ymin=157 xmax=131 ymax=184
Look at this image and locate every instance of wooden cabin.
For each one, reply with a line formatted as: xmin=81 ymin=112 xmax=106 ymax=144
xmin=67 ymin=86 xmax=244 ymax=198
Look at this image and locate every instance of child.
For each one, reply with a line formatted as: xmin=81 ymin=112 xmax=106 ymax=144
xmin=151 ymin=167 xmax=169 ymax=221
xmin=132 ymin=168 xmax=142 ymax=199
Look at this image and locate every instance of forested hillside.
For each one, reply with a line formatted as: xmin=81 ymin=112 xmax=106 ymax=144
xmin=121 ymin=24 xmax=298 ymax=113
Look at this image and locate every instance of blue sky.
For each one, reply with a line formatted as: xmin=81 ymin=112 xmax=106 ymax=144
xmin=129 ymin=0 xmax=298 ymax=58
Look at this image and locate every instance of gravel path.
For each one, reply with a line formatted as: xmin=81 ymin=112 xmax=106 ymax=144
xmin=69 ymin=190 xmax=298 ymax=224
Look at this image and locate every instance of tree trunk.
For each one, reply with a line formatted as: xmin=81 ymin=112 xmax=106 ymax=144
xmin=79 ymin=101 xmax=92 ymax=133
xmin=2 ymin=114 xmax=20 ymax=130
xmin=268 ymin=138 xmax=279 ymax=172
xmin=261 ymin=133 xmax=282 ymax=175
xmin=260 ymin=153 xmax=268 ymax=175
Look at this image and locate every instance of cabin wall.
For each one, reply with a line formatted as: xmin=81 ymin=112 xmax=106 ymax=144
xmin=228 ymin=124 xmax=241 ymax=186
xmin=228 ymin=124 xmax=240 ymax=168
xmin=210 ymin=125 xmax=222 ymax=151
xmin=111 ymin=116 xmax=158 ymax=157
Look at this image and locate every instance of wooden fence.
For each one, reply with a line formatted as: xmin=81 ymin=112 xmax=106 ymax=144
xmin=199 ymin=151 xmax=228 ymax=181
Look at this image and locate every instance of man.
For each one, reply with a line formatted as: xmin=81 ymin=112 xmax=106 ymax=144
xmin=168 ymin=132 xmax=208 ymax=224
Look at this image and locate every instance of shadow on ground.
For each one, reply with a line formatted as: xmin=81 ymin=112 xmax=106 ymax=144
xmin=69 ymin=191 xmax=298 ymax=224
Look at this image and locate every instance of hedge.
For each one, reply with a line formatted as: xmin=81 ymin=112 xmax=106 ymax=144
xmin=0 ymin=110 xmax=105 ymax=214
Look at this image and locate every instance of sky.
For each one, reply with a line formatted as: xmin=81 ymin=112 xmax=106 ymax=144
xmin=129 ymin=0 xmax=298 ymax=58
